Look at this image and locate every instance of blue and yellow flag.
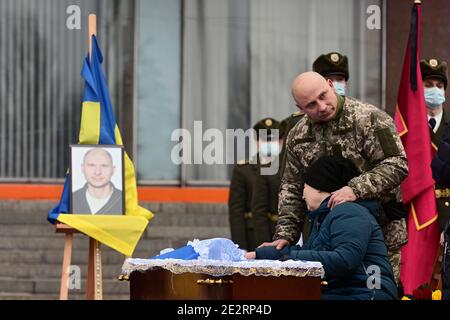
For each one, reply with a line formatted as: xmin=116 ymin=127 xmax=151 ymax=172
xmin=48 ymin=35 xmax=153 ymax=256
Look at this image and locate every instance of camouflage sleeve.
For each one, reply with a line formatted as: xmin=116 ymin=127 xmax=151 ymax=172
xmin=274 ymin=135 xmax=306 ymax=244
xmin=347 ymin=108 xmax=408 ymax=199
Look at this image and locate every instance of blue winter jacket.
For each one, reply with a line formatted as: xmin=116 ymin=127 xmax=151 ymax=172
xmin=255 ymin=198 xmax=397 ymax=300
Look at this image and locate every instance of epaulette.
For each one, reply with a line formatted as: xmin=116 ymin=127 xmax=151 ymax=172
xmin=292 ymin=110 xmax=305 ymax=118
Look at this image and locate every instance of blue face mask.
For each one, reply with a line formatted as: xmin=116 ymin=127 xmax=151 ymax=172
xmin=259 ymin=142 xmax=280 ymax=157
xmin=333 ymin=81 xmax=346 ymax=96
xmin=424 ymin=87 xmax=446 ymax=109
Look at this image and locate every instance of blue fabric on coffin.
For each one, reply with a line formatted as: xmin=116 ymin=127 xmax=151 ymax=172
xmin=150 ymin=238 xmax=246 ymax=261
xmin=151 ymin=245 xmax=199 ymax=260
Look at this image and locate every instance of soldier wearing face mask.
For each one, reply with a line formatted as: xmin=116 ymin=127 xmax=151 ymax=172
xmin=421 ymin=58 xmax=449 ymax=144
xmin=422 ymin=58 xmax=450 ymax=255
xmin=228 ymin=117 xmax=280 ymax=251
xmin=251 ymin=119 xmax=290 ymax=245
xmin=313 ymin=52 xmax=349 ymax=96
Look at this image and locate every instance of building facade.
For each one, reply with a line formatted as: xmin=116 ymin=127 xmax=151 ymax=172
xmin=1 ymin=0 xmax=448 ymax=188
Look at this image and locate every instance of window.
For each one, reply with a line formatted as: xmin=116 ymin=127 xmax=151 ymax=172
xmin=136 ymin=0 xmax=181 ymax=182
xmin=181 ymin=0 xmax=382 ymax=183
xmin=0 ymin=0 xmax=135 ymax=180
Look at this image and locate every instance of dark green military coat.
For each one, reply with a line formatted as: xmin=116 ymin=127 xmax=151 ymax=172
xmin=251 ymin=111 xmax=312 ymax=245
xmin=432 ymin=110 xmax=450 ymax=146
xmin=432 ymin=109 xmax=450 ymax=231
xmin=228 ymin=159 xmax=260 ymax=251
xmin=251 ymin=160 xmax=280 ymax=245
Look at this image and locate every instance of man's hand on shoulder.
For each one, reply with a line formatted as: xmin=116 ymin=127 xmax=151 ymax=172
xmin=328 ymin=186 xmax=357 ymax=208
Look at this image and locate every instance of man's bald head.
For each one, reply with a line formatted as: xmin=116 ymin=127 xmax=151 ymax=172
xmin=291 ymin=71 xmax=338 ymax=122
xmin=292 ymin=72 xmax=328 ymax=98
xmin=82 ymin=148 xmax=115 ymax=189
xmin=83 ymin=148 xmax=113 ymax=165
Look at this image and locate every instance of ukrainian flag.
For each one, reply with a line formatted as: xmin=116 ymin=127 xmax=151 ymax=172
xmin=48 ymin=35 xmax=153 ymax=257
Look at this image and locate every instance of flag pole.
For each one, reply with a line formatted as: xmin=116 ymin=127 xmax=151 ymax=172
xmin=56 ymin=15 xmax=99 ymax=300
xmin=88 ymin=14 xmax=97 ymax=63
xmin=86 ymin=13 xmax=103 ymax=301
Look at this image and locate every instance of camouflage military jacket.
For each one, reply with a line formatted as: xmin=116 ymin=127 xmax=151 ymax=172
xmin=275 ymin=96 xmax=409 ymax=243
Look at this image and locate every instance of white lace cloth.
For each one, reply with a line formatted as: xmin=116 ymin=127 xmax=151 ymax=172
xmin=121 ymin=258 xmax=324 ymax=278
xmin=187 ymin=238 xmax=246 ymax=261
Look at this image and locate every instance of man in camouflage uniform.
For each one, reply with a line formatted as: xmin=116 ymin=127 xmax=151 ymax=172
xmin=228 ymin=117 xmax=280 ymax=251
xmin=279 ymin=111 xmax=305 ymax=175
xmin=259 ymin=72 xmax=409 ymax=284
xmin=313 ymin=52 xmax=409 ymax=282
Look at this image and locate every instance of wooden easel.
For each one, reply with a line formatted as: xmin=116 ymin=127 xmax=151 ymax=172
xmin=56 ymin=14 xmax=103 ymax=301
xmin=56 ymin=223 xmax=103 ymax=300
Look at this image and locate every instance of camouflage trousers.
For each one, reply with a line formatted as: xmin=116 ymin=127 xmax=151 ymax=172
xmin=383 ymin=218 xmax=408 ymax=286
xmin=387 ymin=248 xmax=401 ymax=285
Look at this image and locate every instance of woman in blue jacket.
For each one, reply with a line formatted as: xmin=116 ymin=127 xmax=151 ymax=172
xmin=245 ymin=155 xmax=397 ymax=300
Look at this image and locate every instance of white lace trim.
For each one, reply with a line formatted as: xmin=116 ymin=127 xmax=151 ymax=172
xmin=122 ymin=258 xmax=324 ymax=278
xmin=186 ymin=238 xmax=245 ymax=261
xmin=187 ymin=239 xmax=211 ymax=259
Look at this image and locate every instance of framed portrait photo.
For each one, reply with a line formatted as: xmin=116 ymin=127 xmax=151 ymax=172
xmin=70 ymin=144 xmax=125 ymax=215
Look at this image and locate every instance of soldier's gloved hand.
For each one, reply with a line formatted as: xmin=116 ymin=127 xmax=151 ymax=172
xmin=257 ymin=239 xmax=289 ymax=250
xmin=328 ymin=186 xmax=357 ymax=209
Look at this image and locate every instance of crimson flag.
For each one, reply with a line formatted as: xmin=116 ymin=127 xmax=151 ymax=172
xmin=394 ymin=2 xmax=440 ymax=294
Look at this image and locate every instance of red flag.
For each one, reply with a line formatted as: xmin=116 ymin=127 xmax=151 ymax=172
xmin=395 ymin=2 xmax=440 ymax=294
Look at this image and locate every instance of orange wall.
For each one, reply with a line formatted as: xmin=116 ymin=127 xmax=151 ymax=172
xmin=0 ymin=184 xmax=229 ymax=203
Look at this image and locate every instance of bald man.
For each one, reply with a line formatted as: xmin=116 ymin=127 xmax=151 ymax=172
xmin=72 ymin=148 xmax=123 ymax=214
xmin=259 ymin=72 xmax=408 ymax=285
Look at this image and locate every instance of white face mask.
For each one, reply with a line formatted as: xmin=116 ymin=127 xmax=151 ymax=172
xmin=333 ymin=81 xmax=346 ymax=96
xmin=259 ymin=142 xmax=280 ymax=157
xmin=424 ymin=87 xmax=446 ymax=109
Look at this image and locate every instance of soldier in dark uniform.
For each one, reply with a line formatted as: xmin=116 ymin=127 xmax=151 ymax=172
xmin=251 ymin=118 xmax=290 ymax=245
xmin=421 ymin=58 xmax=450 ymax=233
xmin=422 ymin=58 xmax=449 ymax=145
xmin=228 ymin=117 xmax=280 ymax=251
xmin=313 ymin=52 xmax=349 ymax=96
xmin=431 ymin=121 xmax=450 ymax=300
xmin=426 ymin=59 xmax=450 ymax=301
